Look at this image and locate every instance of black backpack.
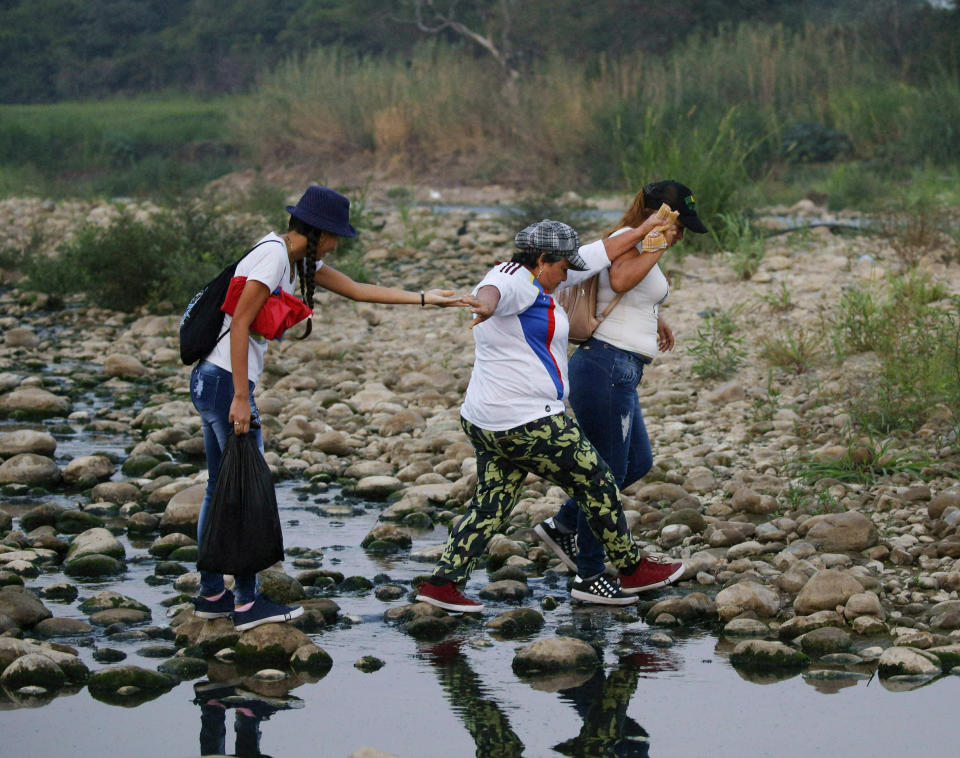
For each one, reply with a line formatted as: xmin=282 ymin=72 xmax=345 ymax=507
xmin=178 ymin=240 xmax=273 ymax=365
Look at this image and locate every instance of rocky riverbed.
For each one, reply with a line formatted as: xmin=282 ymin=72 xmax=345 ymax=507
xmin=1 ymin=192 xmax=960 ymax=756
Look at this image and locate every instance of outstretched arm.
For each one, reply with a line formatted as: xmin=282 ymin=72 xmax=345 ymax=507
xmin=315 ymin=263 xmax=468 ymax=307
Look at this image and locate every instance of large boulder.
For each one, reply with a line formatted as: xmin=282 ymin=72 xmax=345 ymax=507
xmin=0 ymin=387 xmax=71 ymax=418
xmin=0 ymin=638 xmax=88 ymax=682
xmin=715 ymin=581 xmax=780 ymax=621
xmin=65 ymin=527 xmax=125 ymax=561
xmin=877 ymin=647 xmax=942 ymax=677
xmin=103 ymin=354 xmax=147 ymax=378
xmin=0 ymin=429 xmax=57 ymax=457
xmin=512 ymin=636 xmax=600 ymax=676
xmin=730 ymin=640 xmax=809 ymax=669
xmin=802 ymin=512 xmax=879 ymax=552
xmin=794 ymin=570 xmax=865 ymax=615
xmin=62 ymin=455 xmax=115 ymax=487
xmin=0 ymin=652 xmax=66 ymax=690
xmin=234 ymin=623 xmax=312 ymax=665
xmin=159 ymin=483 xmax=205 ymax=537
xmin=0 ymin=453 xmax=61 ymax=486
xmin=0 ymin=586 xmax=52 ymax=629
xmin=0 ymin=653 xmax=67 ymax=691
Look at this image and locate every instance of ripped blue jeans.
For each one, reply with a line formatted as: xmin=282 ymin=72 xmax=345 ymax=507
xmin=553 ymin=338 xmax=653 ymax=577
xmin=190 ymin=361 xmax=263 ymax=604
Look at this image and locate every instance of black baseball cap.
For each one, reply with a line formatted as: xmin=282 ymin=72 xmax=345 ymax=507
xmin=643 ymin=181 xmax=707 ymax=234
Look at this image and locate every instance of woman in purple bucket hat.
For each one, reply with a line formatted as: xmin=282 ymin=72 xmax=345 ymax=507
xmin=190 ymin=185 xmax=470 ymax=631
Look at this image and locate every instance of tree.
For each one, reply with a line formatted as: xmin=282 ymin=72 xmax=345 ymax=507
xmin=396 ymin=0 xmax=520 ymax=81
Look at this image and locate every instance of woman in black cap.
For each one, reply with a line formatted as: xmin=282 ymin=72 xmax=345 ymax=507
xmin=534 ymin=181 xmax=707 ymax=605
xmin=416 ymin=218 xmax=674 ymax=613
xmin=191 ymin=185 xmax=467 ymax=631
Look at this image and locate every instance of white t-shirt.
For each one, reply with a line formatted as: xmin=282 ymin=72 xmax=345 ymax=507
xmin=460 ymin=239 xmax=610 ymax=431
xmin=592 ymin=227 xmax=670 ymax=358
xmin=206 ymin=232 xmax=320 ymax=384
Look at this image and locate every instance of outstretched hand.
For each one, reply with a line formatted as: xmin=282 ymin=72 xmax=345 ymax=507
xmin=426 ymin=289 xmax=477 ymax=308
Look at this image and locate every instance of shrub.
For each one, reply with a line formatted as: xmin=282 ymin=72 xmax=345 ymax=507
xmin=689 ymin=308 xmax=746 ymax=380
xmin=830 ymin=272 xmax=960 ymax=432
xmin=758 ymin=324 xmax=823 ymax=374
xmin=19 ymin=204 xmax=258 ymax=312
xmin=713 ymin=212 xmax=766 ymax=279
xmin=780 ymin=121 xmax=853 ymax=163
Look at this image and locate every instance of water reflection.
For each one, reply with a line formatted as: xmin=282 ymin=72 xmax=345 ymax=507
xmin=419 ymin=638 xmax=524 ymax=757
xmin=193 ymin=675 xmax=305 ymax=758
xmin=421 ymin=638 xmax=670 ymax=757
xmin=550 ymin=661 xmax=650 ymax=757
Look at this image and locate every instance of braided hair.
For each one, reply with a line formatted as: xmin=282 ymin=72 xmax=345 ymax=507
xmin=288 ymin=216 xmax=318 ymax=340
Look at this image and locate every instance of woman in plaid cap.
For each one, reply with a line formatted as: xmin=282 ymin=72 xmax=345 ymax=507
xmin=535 ymin=181 xmax=707 ymax=604
xmin=417 ymin=217 xmax=674 ymax=612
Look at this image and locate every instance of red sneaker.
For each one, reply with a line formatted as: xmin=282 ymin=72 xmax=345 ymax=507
xmin=416 ymin=580 xmax=484 ymax=613
xmin=619 ymin=556 xmax=684 ymax=594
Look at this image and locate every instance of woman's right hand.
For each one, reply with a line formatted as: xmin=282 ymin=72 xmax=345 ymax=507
xmin=635 ymin=214 xmax=665 ymax=239
xmin=229 ymin=396 xmax=252 ymax=435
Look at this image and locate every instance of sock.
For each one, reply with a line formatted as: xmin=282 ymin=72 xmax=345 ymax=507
xmin=427 ymin=576 xmax=451 ymax=587
xmin=204 ymin=590 xmax=226 ymax=601
xmin=235 ymin=601 xmax=254 ymax=612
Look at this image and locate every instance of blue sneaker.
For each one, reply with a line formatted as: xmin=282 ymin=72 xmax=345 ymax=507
xmin=233 ymin=596 xmax=304 ymax=632
xmin=193 ymin=589 xmax=235 ymax=619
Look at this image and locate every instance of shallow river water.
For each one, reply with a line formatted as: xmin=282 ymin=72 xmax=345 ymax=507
xmin=1 ymin=361 xmax=958 ymax=758
xmin=3 ymin=477 xmax=958 ymax=758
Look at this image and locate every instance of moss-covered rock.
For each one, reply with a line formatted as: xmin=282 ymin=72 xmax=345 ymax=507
xmin=79 ymin=591 xmax=150 ymax=614
xmin=64 ymin=553 xmax=124 ymax=578
xmin=56 ymin=509 xmax=105 ymax=534
xmin=234 ymin=624 xmax=312 ymax=665
xmin=799 ymin=626 xmax=852 ymax=656
xmin=730 ymin=640 xmax=810 ymax=670
xmin=485 ymin=608 xmax=544 ymax=638
xmin=87 ymin=665 xmax=177 ymax=705
xmin=0 ymin=652 xmax=67 ymax=690
xmin=19 ymin=503 xmax=65 ymax=532
xmin=290 ymin=643 xmax=332 ymax=676
xmin=257 ymin=570 xmax=306 ymax=604
xmin=157 ymin=656 xmax=208 ymax=680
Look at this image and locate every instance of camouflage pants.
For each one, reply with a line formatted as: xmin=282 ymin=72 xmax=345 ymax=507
xmin=433 ymin=414 xmax=644 ymax=584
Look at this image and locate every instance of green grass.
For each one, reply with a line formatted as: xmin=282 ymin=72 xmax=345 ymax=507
xmin=829 ymin=271 xmax=960 ymax=434
xmin=791 ymin=436 xmax=932 ymax=484
xmin=0 ymin=95 xmax=241 ymax=198
xmin=688 ymin=308 xmax=746 ymax=380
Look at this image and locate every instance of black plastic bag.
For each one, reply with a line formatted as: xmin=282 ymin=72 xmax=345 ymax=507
xmin=197 ymin=431 xmax=284 ymax=576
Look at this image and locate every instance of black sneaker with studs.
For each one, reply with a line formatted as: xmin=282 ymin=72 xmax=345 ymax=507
xmin=570 ymin=573 xmax=638 ymax=606
xmin=534 ymin=517 xmax=579 ymax=572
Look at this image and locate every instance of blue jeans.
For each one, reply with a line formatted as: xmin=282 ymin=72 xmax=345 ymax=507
xmin=554 ymin=338 xmax=653 ymax=577
xmin=190 ymin=361 xmax=262 ymax=604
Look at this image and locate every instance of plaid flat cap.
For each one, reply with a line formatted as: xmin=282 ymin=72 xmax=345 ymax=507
xmin=514 ymin=219 xmax=587 ymax=270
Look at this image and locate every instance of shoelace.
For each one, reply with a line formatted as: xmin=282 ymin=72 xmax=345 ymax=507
xmin=644 ymin=555 xmax=675 ymax=565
